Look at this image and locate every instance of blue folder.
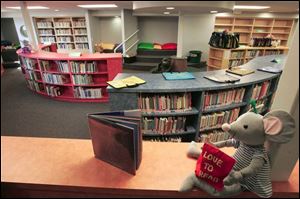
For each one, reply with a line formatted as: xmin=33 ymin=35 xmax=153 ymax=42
xmin=162 ymin=72 xmax=195 ymax=80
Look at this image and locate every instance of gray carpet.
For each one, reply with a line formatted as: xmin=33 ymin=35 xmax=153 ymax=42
xmin=1 ymin=68 xmax=110 ymax=139
xmin=1 ymin=66 xmax=204 ymax=139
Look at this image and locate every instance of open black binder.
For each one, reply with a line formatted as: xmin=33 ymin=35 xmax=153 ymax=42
xmin=88 ymin=110 xmax=142 ymax=175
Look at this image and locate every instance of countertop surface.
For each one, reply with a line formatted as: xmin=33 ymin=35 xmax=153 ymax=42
xmin=1 ymin=136 xmax=298 ymax=197
xmin=108 ymin=54 xmax=285 ymax=93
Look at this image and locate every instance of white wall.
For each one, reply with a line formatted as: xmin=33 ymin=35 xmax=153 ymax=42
xmin=270 ymin=22 xmax=299 ymax=181
xmin=138 ymin=16 xmax=178 ymax=44
xmin=177 ymin=14 xmax=215 ymax=61
xmin=121 ymin=9 xmax=138 ymax=55
xmin=93 ymin=17 xmax=122 ymax=44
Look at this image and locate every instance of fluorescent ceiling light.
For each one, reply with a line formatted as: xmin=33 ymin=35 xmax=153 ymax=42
xmin=166 ymin=7 xmax=174 ymax=10
xmin=163 ymin=12 xmax=170 ymax=14
xmin=54 ymin=9 xmax=60 ymax=12
xmin=234 ymin=5 xmax=270 ymax=10
xmin=6 ymin=6 xmax=49 ymax=10
xmin=77 ymin=4 xmax=117 ymax=8
xmin=210 ymin=11 xmax=218 ymax=13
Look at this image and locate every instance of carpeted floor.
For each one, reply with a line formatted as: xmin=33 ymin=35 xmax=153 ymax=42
xmin=1 ymin=66 xmax=204 ymax=139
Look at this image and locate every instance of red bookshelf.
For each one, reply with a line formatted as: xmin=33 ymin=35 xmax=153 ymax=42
xmin=17 ymin=44 xmax=122 ymax=102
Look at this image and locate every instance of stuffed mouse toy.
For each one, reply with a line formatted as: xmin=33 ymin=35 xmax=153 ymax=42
xmin=179 ymin=110 xmax=295 ymax=198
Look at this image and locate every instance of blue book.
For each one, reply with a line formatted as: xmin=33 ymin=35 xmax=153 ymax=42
xmin=162 ymin=72 xmax=195 ymax=80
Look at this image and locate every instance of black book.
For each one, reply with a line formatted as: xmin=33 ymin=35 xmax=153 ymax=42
xmin=87 ymin=110 xmax=142 ymax=175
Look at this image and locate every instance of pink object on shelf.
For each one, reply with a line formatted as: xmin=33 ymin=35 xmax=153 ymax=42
xmin=162 ymin=43 xmax=177 ymax=50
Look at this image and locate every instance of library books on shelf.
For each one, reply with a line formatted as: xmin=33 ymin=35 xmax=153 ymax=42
xmin=109 ymin=72 xmax=281 ymax=143
xmin=18 ymin=52 xmax=122 ymax=102
xmin=208 ymin=46 xmax=289 ymax=70
xmin=209 ymin=16 xmax=294 ymax=70
xmin=33 ymin=17 xmax=90 ymax=52
xmin=214 ymin=17 xmax=295 ymax=47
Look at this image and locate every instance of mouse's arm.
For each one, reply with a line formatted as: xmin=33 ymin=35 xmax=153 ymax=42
xmin=224 ymin=156 xmax=265 ymax=185
xmin=214 ymin=138 xmax=240 ymax=148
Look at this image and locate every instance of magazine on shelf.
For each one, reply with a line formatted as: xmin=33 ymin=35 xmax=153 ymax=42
xmin=257 ymin=66 xmax=282 ymax=74
xmin=107 ymin=76 xmax=146 ymax=89
xmin=226 ymin=67 xmax=255 ymax=76
xmin=88 ymin=110 xmax=142 ymax=175
xmin=204 ymin=73 xmax=240 ymax=83
xmin=162 ymin=72 xmax=195 ymax=80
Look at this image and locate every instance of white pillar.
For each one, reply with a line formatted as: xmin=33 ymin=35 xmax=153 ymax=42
xmin=19 ymin=1 xmax=38 ymax=50
xmin=85 ymin=10 xmax=93 ymax=53
xmin=270 ymin=22 xmax=299 ymax=181
xmin=176 ymin=12 xmax=183 ymax=57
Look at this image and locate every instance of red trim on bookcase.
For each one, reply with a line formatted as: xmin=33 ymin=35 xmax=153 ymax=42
xmin=27 ymin=87 xmax=109 ymax=103
xmin=18 ymin=44 xmax=122 ymax=102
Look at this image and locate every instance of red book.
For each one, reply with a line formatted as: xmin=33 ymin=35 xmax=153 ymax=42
xmin=195 ymin=142 xmax=236 ymax=191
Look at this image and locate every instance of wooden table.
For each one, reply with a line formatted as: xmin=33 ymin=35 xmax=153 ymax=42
xmin=1 ymin=136 xmax=299 ymax=198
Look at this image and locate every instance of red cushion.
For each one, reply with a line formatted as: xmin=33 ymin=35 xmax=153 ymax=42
xmin=162 ymin=43 xmax=177 ymax=50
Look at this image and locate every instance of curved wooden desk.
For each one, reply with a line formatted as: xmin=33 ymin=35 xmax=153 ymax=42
xmin=1 ymin=136 xmax=298 ymax=197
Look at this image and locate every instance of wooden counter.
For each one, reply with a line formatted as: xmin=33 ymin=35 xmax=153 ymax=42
xmin=1 ymin=136 xmax=299 ymax=198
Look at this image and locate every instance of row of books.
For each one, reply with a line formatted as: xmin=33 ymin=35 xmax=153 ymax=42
xmin=56 ymin=29 xmax=72 ymax=35
xmin=229 ymin=59 xmax=244 ymax=67
xmin=199 ymin=108 xmax=240 ymax=131
xmin=70 ymin=61 xmax=97 ymax=73
xmin=58 ymin=43 xmax=74 ymax=50
xmin=37 ymin=21 xmax=52 ymax=28
xmin=57 ymin=36 xmax=72 ymax=42
xmin=199 ymin=130 xmax=231 ymax=143
xmin=40 ymin=37 xmax=55 ymax=43
xmin=138 ymin=93 xmax=192 ymax=113
xmin=230 ymin=51 xmax=245 ymax=59
xmin=27 ymin=70 xmax=41 ymax=81
xmin=76 ymin=43 xmax=89 ymax=49
xmin=142 ymin=116 xmax=187 ymax=135
xmin=264 ymin=50 xmax=282 ymax=56
xmin=26 ymin=80 xmax=44 ymax=92
xmin=250 ymin=38 xmax=272 ymax=47
xmin=74 ymin=87 xmax=102 ymax=99
xmin=45 ymin=85 xmax=61 ymax=97
xmin=54 ymin=21 xmax=71 ymax=28
xmin=38 ymin=29 xmax=53 ymax=35
xmin=251 ymin=81 xmax=270 ymax=100
xmin=73 ymin=21 xmax=86 ymax=27
xmin=74 ymin=36 xmax=88 ymax=42
xmin=74 ymin=29 xmax=87 ymax=35
xmin=202 ymin=88 xmax=245 ymax=110
xmin=72 ymin=75 xmax=93 ymax=85
xmin=246 ymin=50 xmax=260 ymax=57
xmin=56 ymin=61 xmax=70 ymax=73
xmin=43 ymin=73 xmax=69 ymax=85
xmin=21 ymin=57 xmax=37 ymax=70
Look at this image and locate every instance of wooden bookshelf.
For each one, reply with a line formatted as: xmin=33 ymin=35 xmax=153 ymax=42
xmin=17 ymin=44 xmax=122 ymax=103
xmin=207 ymin=46 xmax=289 ymax=69
xmin=214 ymin=17 xmax=295 ymax=46
xmin=33 ymin=17 xmax=90 ymax=52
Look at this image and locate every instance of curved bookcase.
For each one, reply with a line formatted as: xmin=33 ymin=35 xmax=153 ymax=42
xmin=108 ymin=54 xmax=285 ymax=142
xmin=17 ymin=44 xmax=122 ymax=102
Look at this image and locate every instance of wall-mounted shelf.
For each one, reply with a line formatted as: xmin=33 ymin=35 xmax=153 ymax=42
xmin=33 ymin=17 xmax=90 ymax=52
xmin=214 ymin=17 xmax=295 ymax=46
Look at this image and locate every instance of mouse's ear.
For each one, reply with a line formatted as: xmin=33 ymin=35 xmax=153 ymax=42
xmin=263 ymin=110 xmax=295 ymax=143
xmin=263 ymin=116 xmax=282 ymax=135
